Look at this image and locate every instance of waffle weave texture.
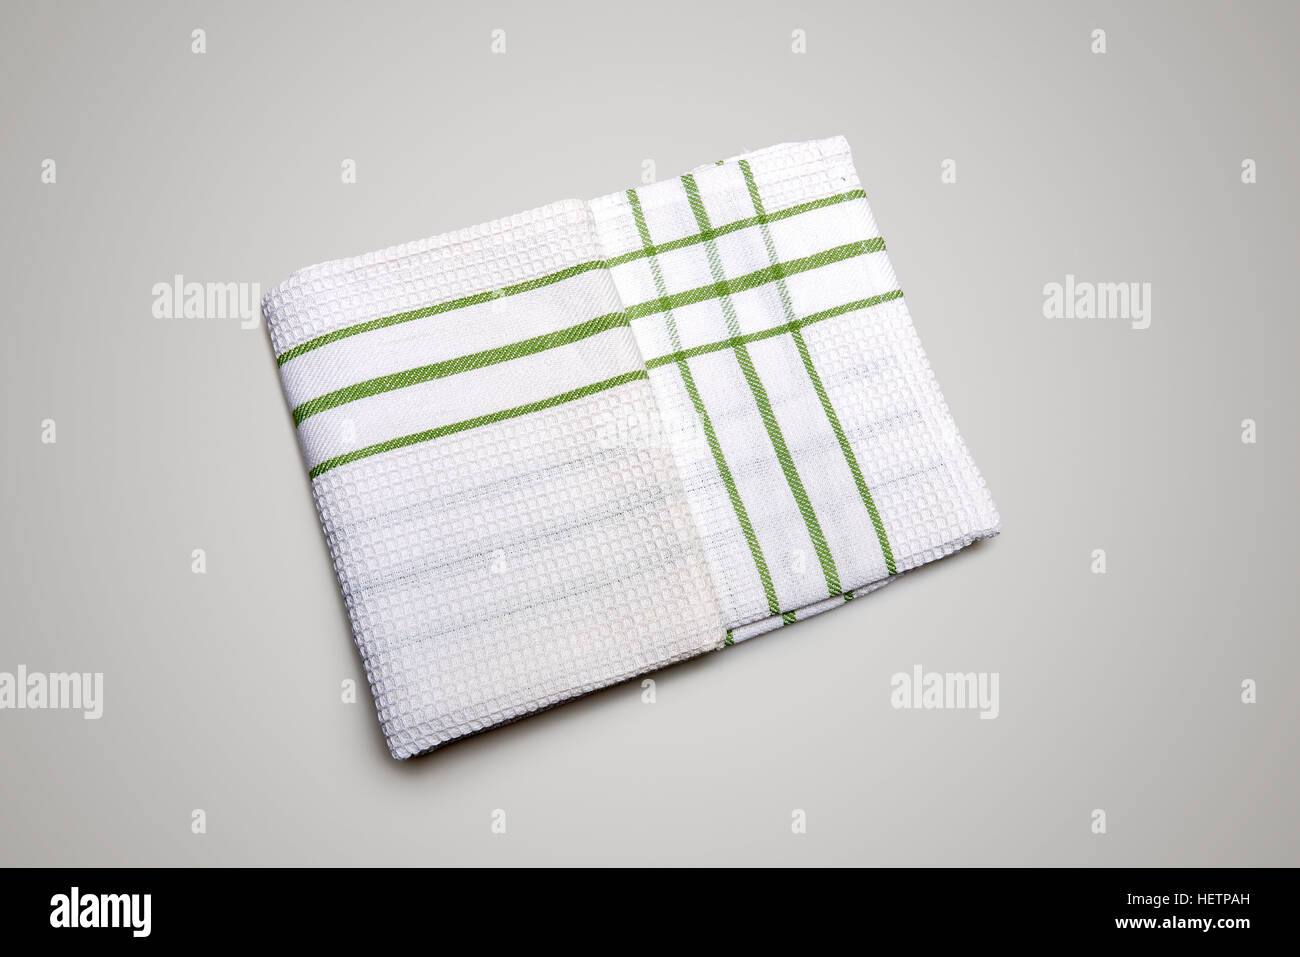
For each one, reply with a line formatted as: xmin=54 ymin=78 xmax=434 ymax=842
xmin=262 ymin=136 xmax=999 ymax=759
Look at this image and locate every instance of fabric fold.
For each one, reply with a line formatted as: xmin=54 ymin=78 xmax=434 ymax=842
xmin=262 ymin=135 xmax=999 ymax=758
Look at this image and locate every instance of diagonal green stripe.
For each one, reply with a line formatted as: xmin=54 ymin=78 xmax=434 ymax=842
xmin=292 ymin=311 xmax=629 ymax=424
xmin=739 ymin=159 xmax=898 ymax=576
xmin=605 ymin=189 xmax=866 ymax=268
xmin=681 ymin=173 xmax=841 ymax=598
xmin=277 ymin=260 xmax=608 ymax=366
xmin=623 ymin=237 xmax=883 ymax=322
xmin=644 ymin=291 xmax=904 ymax=370
xmin=308 ymin=370 xmax=647 ymax=479
xmin=627 ymin=188 xmax=781 ymax=619
xmin=276 ymin=189 xmax=869 ymax=367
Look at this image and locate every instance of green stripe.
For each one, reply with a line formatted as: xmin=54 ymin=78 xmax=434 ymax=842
xmin=277 ymin=260 xmax=608 ymax=366
xmin=308 ymin=370 xmax=646 ymax=479
xmin=627 ymin=188 xmax=781 ymax=619
xmin=277 ymin=189 xmax=868 ymax=367
xmin=604 ymin=189 xmax=866 ymax=268
xmin=738 ymin=159 xmax=898 ymax=576
xmin=624 ymin=237 xmax=883 ymax=322
xmin=292 ymin=311 xmax=628 ymax=424
xmin=681 ymin=173 xmax=841 ymax=598
xmin=644 ymin=291 xmax=903 ymax=370
xmin=741 ymin=589 xmax=859 ymax=638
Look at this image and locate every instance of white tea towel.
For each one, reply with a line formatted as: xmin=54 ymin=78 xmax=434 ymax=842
xmin=262 ymin=136 xmax=999 ymax=758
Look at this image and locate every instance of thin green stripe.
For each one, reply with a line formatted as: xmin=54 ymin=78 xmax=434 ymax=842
xmin=681 ymin=173 xmax=841 ymax=598
xmin=644 ymin=291 xmax=903 ymax=369
xmin=292 ymin=311 xmax=628 ymax=424
xmin=627 ymin=188 xmax=781 ymax=619
xmin=604 ymin=189 xmax=866 ymax=268
xmin=308 ymin=370 xmax=646 ymax=479
xmin=277 ymin=260 xmax=608 ymax=366
xmin=739 ymin=159 xmax=898 ymax=576
xmin=276 ymin=189 xmax=868 ymax=367
xmin=623 ymin=237 xmax=883 ymax=322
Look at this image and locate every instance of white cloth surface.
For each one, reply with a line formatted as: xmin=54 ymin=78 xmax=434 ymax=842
xmin=262 ymin=136 xmax=999 ymax=758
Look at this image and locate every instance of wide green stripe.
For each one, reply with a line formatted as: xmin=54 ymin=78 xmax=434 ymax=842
xmin=292 ymin=311 xmax=628 ymax=424
xmin=623 ymin=237 xmax=883 ymax=322
xmin=681 ymin=173 xmax=841 ymax=598
xmin=277 ymin=189 xmax=870 ymax=367
xmin=644 ymin=291 xmax=904 ymax=370
xmin=277 ymin=260 xmax=608 ymax=366
xmin=605 ymin=188 xmax=866 ymax=268
xmin=627 ymin=188 xmax=782 ymax=619
xmin=739 ymin=159 xmax=898 ymax=576
xmin=308 ymin=370 xmax=647 ymax=479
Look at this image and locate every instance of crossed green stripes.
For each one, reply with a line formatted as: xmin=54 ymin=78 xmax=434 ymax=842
xmin=738 ymin=160 xmax=897 ymax=576
xmin=644 ymin=291 xmax=902 ymax=370
xmin=623 ymin=238 xmax=882 ymax=321
xmin=605 ymin=189 xmax=866 ymax=268
xmin=276 ymin=189 xmax=868 ymax=367
xmin=627 ymin=189 xmax=782 ymax=620
xmin=300 ymin=167 xmax=901 ymax=608
xmin=682 ymin=173 xmax=841 ymax=599
xmin=294 ymin=238 xmax=887 ymax=425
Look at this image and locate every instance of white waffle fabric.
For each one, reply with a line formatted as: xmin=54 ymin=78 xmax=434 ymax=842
xmin=262 ymin=137 xmax=999 ymax=759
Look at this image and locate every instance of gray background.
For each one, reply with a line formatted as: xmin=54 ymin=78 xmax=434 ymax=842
xmin=2 ymin=0 xmax=1296 ymax=866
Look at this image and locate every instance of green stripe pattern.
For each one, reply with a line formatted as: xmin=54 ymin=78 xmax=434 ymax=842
xmin=737 ymin=159 xmax=897 ymax=576
xmin=292 ymin=311 xmax=628 ymax=424
xmin=289 ymin=237 xmax=884 ymax=424
xmin=296 ymin=165 xmax=901 ymax=623
xmin=681 ymin=173 xmax=841 ymax=599
xmin=276 ymin=188 xmax=866 ymax=367
xmin=277 ymin=260 xmax=608 ymax=366
xmin=605 ymin=189 xmax=865 ymax=267
xmin=644 ymin=291 xmax=903 ymax=370
xmin=627 ymin=188 xmax=782 ymax=618
xmin=309 ymin=371 xmax=647 ymax=479
xmin=623 ymin=238 xmax=882 ymax=322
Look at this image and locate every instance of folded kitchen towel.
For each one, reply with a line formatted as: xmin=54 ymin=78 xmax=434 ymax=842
xmin=262 ymin=136 xmax=999 ymax=759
